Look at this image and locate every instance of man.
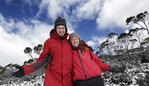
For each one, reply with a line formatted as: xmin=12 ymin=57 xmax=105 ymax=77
xmin=13 ymin=17 xmax=73 ymax=86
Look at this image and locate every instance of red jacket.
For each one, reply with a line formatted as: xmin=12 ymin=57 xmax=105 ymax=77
xmin=72 ymin=48 xmax=110 ymax=81
xmin=23 ymin=31 xmax=73 ymax=86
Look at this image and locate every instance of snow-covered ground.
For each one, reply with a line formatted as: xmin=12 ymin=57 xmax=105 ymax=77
xmin=0 ymin=54 xmax=149 ymax=86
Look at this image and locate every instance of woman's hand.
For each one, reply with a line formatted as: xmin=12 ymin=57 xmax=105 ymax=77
xmin=110 ymin=65 xmax=126 ymax=73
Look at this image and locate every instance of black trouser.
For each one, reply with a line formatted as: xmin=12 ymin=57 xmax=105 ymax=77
xmin=74 ymin=77 xmax=105 ymax=86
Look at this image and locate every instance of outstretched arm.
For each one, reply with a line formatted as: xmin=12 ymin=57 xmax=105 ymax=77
xmin=90 ymin=51 xmax=110 ymax=72
xmin=23 ymin=39 xmax=51 ymax=75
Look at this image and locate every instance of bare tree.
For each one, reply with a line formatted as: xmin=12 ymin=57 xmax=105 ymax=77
xmin=99 ymin=40 xmax=112 ymax=55
xmin=129 ymin=39 xmax=137 ymax=49
xmin=141 ymin=37 xmax=149 ymax=47
xmin=128 ymin=28 xmax=144 ymax=46
xmin=117 ymin=33 xmax=133 ymax=54
xmin=24 ymin=47 xmax=33 ymax=59
xmin=126 ymin=11 xmax=149 ymax=35
xmin=108 ymin=32 xmax=118 ymax=39
xmin=107 ymin=32 xmax=119 ymax=55
xmin=33 ymin=44 xmax=43 ymax=55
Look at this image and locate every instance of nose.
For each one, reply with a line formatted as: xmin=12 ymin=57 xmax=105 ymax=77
xmin=74 ymin=40 xmax=78 ymax=44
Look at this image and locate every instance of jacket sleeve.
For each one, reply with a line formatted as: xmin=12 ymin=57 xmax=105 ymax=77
xmin=23 ymin=39 xmax=51 ymax=76
xmin=90 ymin=51 xmax=110 ymax=72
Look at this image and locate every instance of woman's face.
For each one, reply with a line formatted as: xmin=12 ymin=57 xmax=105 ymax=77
xmin=56 ymin=25 xmax=66 ymax=37
xmin=71 ymin=36 xmax=80 ymax=47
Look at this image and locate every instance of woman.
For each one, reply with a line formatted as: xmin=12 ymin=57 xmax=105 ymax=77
xmin=12 ymin=17 xmax=73 ymax=86
xmin=69 ymin=33 xmax=111 ymax=86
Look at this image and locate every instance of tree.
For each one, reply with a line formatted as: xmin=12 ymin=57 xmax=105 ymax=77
xmin=33 ymin=44 xmax=43 ymax=55
xmin=24 ymin=47 xmax=33 ymax=59
xmin=24 ymin=44 xmax=43 ymax=59
xmin=107 ymin=32 xmax=119 ymax=55
xmin=141 ymin=37 xmax=149 ymax=47
xmin=129 ymin=39 xmax=137 ymax=49
xmin=117 ymin=33 xmax=133 ymax=54
xmin=126 ymin=11 xmax=149 ymax=35
xmin=99 ymin=40 xmax=112 ymax=55
xmin=128 ymin=28 xmax=144 ymax=46
xmin=108 ymin=32 xmax=118 ymax=39
xmin=95 ymin=46 xmax=101 ymax=55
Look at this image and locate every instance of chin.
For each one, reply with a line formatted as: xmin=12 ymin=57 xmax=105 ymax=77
xmin=74 ymin=45 xmax=79 ymax=47
xmin=59 ymin=34 xmax=64 ymax=36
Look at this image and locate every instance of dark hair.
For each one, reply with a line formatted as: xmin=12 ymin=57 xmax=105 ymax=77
xmin=79 ymin=40 xmax=93 ymax=53
xmin=49 ymin=29 xmax=55 ymax=36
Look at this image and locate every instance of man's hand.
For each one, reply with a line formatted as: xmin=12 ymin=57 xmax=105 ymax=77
xmin=12 ymin=66 xmax=24 ymax=78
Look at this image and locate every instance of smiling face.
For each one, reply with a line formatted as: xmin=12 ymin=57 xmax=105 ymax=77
xmin=70 ymin=36 xmax=80 ymax=47
xmin=56 ymin=25 xmax=66 ymax=37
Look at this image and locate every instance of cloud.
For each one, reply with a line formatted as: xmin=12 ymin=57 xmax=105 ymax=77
xmin=38 ymin=0 xmax=149 ymax=31
xmin=86 ymin=40 xmax=96 ymax=47
xmin=38 ymin=0 xmax=80 ymax=19
xmin=97 ymin=0 xmax=149 ymax=29
xmin=36 ymin=0 xmax=103 ymax=33
xmin=0 ymin=25 xmax=31 ymax=66
xmin=74 ymin=0 xmax=102 ymax=20
xmin=41 ymin=0 xmax=62 ymax=18
xmin=38 ymin=0 xmax=103 ymax=20
xmin=36 ymin=0 xmax=76 ymax=32
xmin=0 ymin=14 xmax=51 ymax=66
xmin=87 ymin=36 xmax=107 ymax=49
xmin=1 ymin=18 xmax=52 ymax=45
xmin=15 ymin=20 xmax=53 ymax=45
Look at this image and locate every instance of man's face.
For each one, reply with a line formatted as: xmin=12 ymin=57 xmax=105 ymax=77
xmin=56 ymin=25 xmax=66 ymax=37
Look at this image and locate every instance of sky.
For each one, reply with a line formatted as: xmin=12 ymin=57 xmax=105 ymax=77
xmin=0 ymin=0 xmax=149 ymax=66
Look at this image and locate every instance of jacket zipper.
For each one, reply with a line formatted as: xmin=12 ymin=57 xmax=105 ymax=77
xmin=61 ymin=40 xmax=64 ymax=85
xmin=77 ymin=50 xmax=87 ymax=80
